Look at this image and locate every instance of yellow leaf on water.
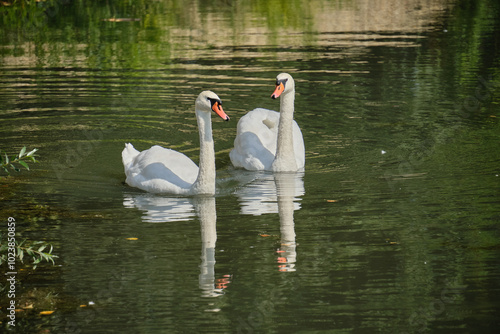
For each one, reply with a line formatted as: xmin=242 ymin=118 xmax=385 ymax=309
xmin=40 ymin=311 xmax=55 ymax=315
xmin=326 ymin=200 xmax=338 ymax=203
xmin=126 ymin=237 xmax=138 ymax=240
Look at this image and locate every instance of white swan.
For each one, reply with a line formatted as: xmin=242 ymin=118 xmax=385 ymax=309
xmin=229 ymin=73 xmax=305 ymax=172
xmin=122 ymin=91 xmax=230 ymax=195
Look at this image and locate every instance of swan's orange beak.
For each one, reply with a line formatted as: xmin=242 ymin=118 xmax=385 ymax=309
xmin=212 ymin=101 xmax=230 ymax=121
xmin=271 ymin=82 xmax=285 ymax=99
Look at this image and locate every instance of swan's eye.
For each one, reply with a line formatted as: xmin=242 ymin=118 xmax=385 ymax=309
xmin=207 ymin=98 xmax=222 ymax=108
xmin=276 ymin=78 xmax=288 ymax=87
xmin=207 ymin=97 xmax=222 ymax=109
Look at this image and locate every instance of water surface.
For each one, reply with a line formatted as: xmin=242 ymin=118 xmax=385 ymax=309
xmin=1 ymin=0 xmax=499 ymax=333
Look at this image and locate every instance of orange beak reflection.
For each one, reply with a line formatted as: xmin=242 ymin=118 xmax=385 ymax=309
xmin=212 ymin=101 xmax=230 ymax=121
xmin=271 ymin=82 xmax=285 ymax=99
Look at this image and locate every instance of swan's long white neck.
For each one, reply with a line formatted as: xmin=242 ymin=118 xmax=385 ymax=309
xmin=272 ymin=88 xmax=297 ymax=172
xmin=190 ymin=109 xmax=216 ymax=195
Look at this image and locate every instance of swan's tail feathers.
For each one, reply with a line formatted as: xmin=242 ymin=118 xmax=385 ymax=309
xmin=122 ymin=143 xmax=140 ymax=169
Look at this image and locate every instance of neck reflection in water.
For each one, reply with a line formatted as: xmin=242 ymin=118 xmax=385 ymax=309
xmin=123 ymin=194 xmax=230 ymax=300
xmin=234 ymin=171 xmax=305 ymax=272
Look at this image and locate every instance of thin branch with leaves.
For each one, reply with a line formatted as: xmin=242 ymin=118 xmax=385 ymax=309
xmin=0 ymin=146 xmax=38 ymax=175
xmin=0 ymin=234 xmax=58 ymax=270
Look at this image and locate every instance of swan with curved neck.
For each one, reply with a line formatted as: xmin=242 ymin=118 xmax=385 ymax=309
xmin=230 ymin=73 xmax=305 ymax=172
xmin=122 ymin=91 xmax=229 ymax=195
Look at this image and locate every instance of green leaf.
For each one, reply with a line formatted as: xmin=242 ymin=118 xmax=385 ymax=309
xmin=26 ymin=148 xmax=38 ymax=157
xmin=19 ymin=146 xmax=26 ymax=158
xmin=4 ymin=153 xmax=9 ymax=165
xmin=18 ymin=160 xmax=30 ymax=170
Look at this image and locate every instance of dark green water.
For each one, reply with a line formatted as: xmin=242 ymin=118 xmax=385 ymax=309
xmin=1 ymin=0 xmax=499 ymax=333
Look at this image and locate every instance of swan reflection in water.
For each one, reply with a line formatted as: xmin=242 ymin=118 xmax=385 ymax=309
xmin=123 ymin=194 xmax=229 ymax=298
xmin=234 ymin=171 xmax=304 ymax=272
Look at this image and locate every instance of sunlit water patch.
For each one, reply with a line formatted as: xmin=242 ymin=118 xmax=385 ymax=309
xmin=1 ymin=0 xmax=499 ymax=333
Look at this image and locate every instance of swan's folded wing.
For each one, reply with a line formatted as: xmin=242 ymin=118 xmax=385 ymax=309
xmin=230 ymin=108 xmax=280 ymax=170
xmin=124 ymin=145 xmax=199 ymax=193
xmin=230 ymin=131 xmax=275 ymax=170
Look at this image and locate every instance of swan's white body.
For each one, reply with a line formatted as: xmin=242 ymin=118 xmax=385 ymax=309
xmin=229 ymin=73 xmax=305 ymax=172
xmin=122 ymin=91 xmax=229 ymax=195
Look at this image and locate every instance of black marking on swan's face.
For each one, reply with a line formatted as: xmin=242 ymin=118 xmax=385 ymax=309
xmin=271 ymin=78 xmax=288 ymax=99
xmin=207 ymin=97 xmax=222 ymax=108
xmin=276 ymin=78 xmax=288 ymax=87
xmin=206 ymin=97 xmax=229 ymax=121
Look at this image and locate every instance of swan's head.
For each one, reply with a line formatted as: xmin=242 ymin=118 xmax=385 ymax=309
xmin=196 ymin=91 xmax=230 ymax=121
xmin=271 ymin=73 xmax=294 ymax=99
